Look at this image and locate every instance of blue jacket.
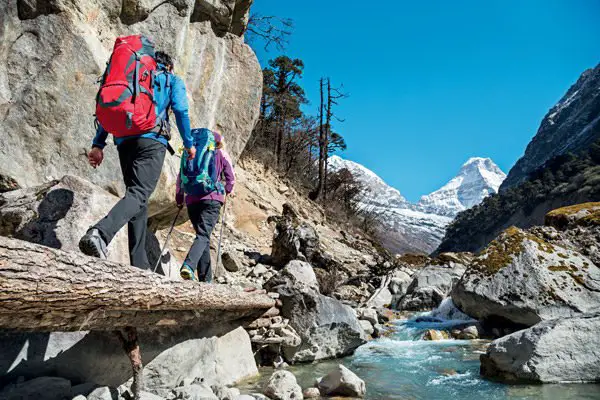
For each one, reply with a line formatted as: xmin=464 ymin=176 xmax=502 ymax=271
xmin=92 ymin=66 xmax=193 ymax=150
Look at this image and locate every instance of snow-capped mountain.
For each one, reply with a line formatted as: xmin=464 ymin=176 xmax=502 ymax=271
xmin=329 ymin=155 xmax=506 ymax=254
xmin=416 ymin=157 xmax=506 ymax=217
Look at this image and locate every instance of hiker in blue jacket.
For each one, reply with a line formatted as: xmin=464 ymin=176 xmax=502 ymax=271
xmin=79 ymin=51 xmax=196 ymax=269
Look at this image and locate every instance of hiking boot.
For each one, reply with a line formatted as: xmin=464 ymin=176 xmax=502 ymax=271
xmin=79 ymin=228 xmax=108 ymax=259
xmin=180 ymin=265 xmax=196 ymax=281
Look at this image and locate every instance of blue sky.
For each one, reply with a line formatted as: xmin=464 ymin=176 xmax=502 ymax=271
xmin=250 ymin=0 xmax=600 ymax=202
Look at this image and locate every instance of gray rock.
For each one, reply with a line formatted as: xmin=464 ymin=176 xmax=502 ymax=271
xmin=397 ymin=261 xmax=466 ymax=311
xmin=317 ymin=365 xmax=365 ymax=398
xmin=262 ymin=370 xmax=302 ymax=400
xmin=87 ymin=386 xmax=117 ymax=400
xmin=0 ymin=327 xmax=257 ymax=392
xmin=457 ymin=325 xmax=479 ymax=340
xmin=452 ymin=227 xmax=600 ymax=327
xmin=388 ymin=270 xmax=413 ymax=295
xmin=213 ymin=386 xmax=240 ymax=400
xmin=72 ymin=395 xmax=87 ymax=400
xmin=270 ymin=204 xmax=320 ymax=267
xmin=139 ymin=392 xmax=164 ymax=400
xmin=172 ymin=384 xmax=218 ymax=400
xmin=250 ymin=264 xmax=269 ymax=278
xmin=0 ymin=0 xmax=261 ymax=229
xmin=0 ymin=175 xmax=129 ymax=264
xmin=222 ymin=252 xmax=242 ymax=273
xmin=301 ymin=388 xmax=319 ymax=399
xmin=481 ymin=312 xmax=600 ymax=383
xmin=359 ymin=309 xmax=378 ymax=326
xmin=367 ymin=287 xmax=392 ymax=309
xmin=358 ymin=320 xmax=374 ymax=336
xmin=0 ymin=376 xmax=71 ymax=400
xmin=266 ymin=268 xmax=366 ymax=363
xmin=234 ymin=396 xmax=256 ymax=400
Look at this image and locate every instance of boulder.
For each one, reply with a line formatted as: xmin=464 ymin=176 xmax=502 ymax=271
xmin=222 ymin=252 xmax=243 ymax=273
xmin=88 ymin=386 xmax=118 ymax=400
xmin=452 ymin=227 xmax=600 ymax=327
xmin=0 ymin=175 xmax=128 ymax=264
xmin=422 ymin=330 xmax=449 ymax=341
xmin=366 ymin=287 xmax=392 ymax=309
xmin=388 ymin=269 xmax=413 ymax=295
xmin=0 ymin=327 xmax=258 ymax=391
xmin=481 ymin=312 xmax=600 ymax=383
xmin=266 ymin=264 xmax=366 ymax=363
xmin=270 ymin=204 xmax=320 ymax=267
xmin=212 ymin=386 xmax=240 ymax=400
xmin=0 ymin=376 xmax=71 ymax=400
xmin=302 ymin=387 xmax=320 ymax=398
xmin=265 ymin=260 xmax=319 ymax=293
xmin=262 ymin=370 xmax=302 ymax=400
xmin=396 ymin=261 xmax=466 ymax=311
xmin=359 ymin=309 xmax=378 ymax=326
xmin=317 ymin=365 xmax=365 ymax=398
xmin=358 ymin=320 xmax=374 ymax=336
xmin=0 ymin=0 xmax=262 ymax=228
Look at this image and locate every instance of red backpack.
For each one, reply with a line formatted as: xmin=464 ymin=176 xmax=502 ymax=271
xmin=96 ymin=35 xmax=158 ymax=137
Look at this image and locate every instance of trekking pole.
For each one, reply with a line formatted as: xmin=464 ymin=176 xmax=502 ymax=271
xmin=152 ymin=206 xmax=182 ymax=273
xmin=215 ymin=198 xmax=227 ymax=276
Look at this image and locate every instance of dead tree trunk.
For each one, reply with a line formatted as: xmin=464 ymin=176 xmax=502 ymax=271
xmin=115 ymin=327 xmax=144 ymax=400
xmin=0 ymin=236 xmax=274 ymax=331
xmin=315 ymin=77 xmax=326 ymax=200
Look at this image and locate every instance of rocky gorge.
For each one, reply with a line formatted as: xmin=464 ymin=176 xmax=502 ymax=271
xmin=0 ymin=1 xmax=599 ymax=400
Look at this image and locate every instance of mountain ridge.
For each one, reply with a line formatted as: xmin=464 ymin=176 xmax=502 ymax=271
xmin=329 ymin=155 xmax=506 ymax=254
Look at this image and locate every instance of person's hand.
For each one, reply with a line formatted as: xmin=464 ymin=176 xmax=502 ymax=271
xmin=88 ymin=147 xmax=104 ymax=168
xmin=186 ymin=146 xmax=196 ymax=160
xmin=177 ymin=203 xmax=184 ymax=209
xmin=227 ymin=191 xmax=236 ymax=199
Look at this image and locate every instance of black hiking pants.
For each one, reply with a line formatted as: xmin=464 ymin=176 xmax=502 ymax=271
xmin=183 ymin=200 xmax=222 ymax=282
xmin=94 ymin=138 xmax=166 ymax=269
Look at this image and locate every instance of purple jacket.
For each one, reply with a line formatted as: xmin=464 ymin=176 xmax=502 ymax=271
xmin=176 ymin=148 xmax=235 ymax=205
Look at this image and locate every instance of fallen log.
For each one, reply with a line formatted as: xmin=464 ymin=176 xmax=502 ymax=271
xmin=0 ymin=236 xmax=275 ymax=331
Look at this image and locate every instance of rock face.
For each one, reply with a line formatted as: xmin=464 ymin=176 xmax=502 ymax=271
xmin=396 ymin=258 xmax=467 ymax=311
xmin=481 ymin=312 xmax=600 ymax=383
xmin=502 ymin=63 xmax=600 ymax=190
xmin=0 ymin=376 xmax=72 ymax=400
xmin=265 ymin=262 xmax=367 ymax=363
xmin=0 ymin=0 xmax=262 ymax=228
xmin=452 ymin=226 xmax=600 ymax=327
xmin=1 ymin=326 xmax=258 ymax=391
xmin=0 ymin=175 xmax=128 ymax=264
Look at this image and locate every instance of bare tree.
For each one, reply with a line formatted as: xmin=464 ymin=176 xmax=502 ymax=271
xmin=246 ymin=14 xmax=293 ymax=51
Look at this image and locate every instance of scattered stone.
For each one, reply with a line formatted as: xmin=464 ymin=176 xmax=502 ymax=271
xmin=423 ymin=330 xmax=449 ymax=341
xmin=360 ymin=309 xmax=378 ymax=326
xmin=317 ymin=364 xmax=366 ymax=398
xmin=481 ymin=312 xmax=600 ymax=383
xmin=72 ymin=395 xmax=87 ymax=400
xmin=263 ymin=370 xmax=303 ymax=400
xmin=213 ymin=386 xmax=241 ymax=400
xmin=172 ymin=384 xmax=218 ymax=400
xmin=372 ymin=324 xmax=383 ymax=338
xmin=457 ymin=325 xmax=479 ymax=340
xmin=72 ymin=382 xmax=98 ymax=397
xmin=251 ymin=264 xmax=269 ymax=277
xmin=223 ymin=252 xmax=243 ymax=272
xmin=302 ymin=387 xmax=320 ymax=398
xmin=270 ymin=204 xmax=320 ymax=267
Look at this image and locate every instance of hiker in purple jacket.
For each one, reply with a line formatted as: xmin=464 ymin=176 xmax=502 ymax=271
xmin=176 ymin=132 xmax=235 ymax=282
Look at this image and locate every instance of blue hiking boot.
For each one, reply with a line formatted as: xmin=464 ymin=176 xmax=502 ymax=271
xmin=78 ymin=228 xmax=108 ymax=259
xmin=180 ymin=264 xmax=196 ymax=281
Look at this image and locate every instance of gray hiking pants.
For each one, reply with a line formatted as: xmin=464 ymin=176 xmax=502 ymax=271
xmin=184 ymin=200 xmax=222 ymax=282
xmin=94 ymin=138 xmax=166 ymax=269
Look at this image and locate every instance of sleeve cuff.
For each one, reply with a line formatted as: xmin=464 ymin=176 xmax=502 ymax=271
xmin=183 ymin=139 xmax=194 ymax=149
xmin=92 ymin=142 xmax=106 ymax=150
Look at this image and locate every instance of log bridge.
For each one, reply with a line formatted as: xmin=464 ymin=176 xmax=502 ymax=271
xmin=0 ymin=236 xmax=275 ymax=398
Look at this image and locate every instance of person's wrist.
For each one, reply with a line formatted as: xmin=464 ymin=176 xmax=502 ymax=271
xmin=92 ymin=144 xmax=104 ymax=150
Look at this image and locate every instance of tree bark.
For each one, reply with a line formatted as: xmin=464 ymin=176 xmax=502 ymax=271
xmin=0 ymin=236 xmax=274 ymax=332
